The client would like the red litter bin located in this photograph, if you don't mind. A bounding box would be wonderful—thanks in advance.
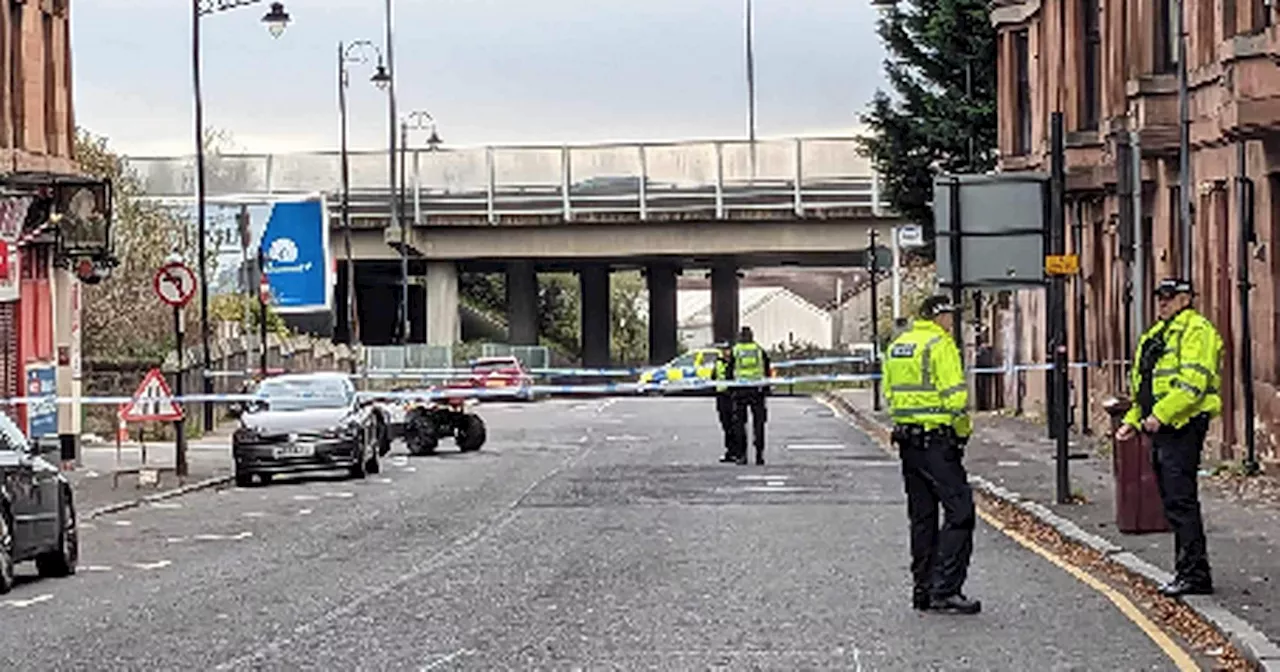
[1103,396,1170,534]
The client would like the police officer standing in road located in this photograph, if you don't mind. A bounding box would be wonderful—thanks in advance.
[882,295,980,615]
[726,326,771,465]
[712,342,739,464]
[1116,278,1223,597]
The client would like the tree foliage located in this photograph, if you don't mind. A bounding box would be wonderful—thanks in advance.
[859,0,998,245]
[76,129,192,361]
[609,271,648,365]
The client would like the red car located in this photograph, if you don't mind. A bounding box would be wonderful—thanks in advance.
[463,356,537,401]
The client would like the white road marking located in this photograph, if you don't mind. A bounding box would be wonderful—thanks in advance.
[740,486,810,493]
[112,520,133,526]
[605,435,648,442]
[420,649,477,670]
[374,477,393,484]
[192,532,253,541]
[786,443,846,451]
[4,594,53,608]
[150,502,183,509]
[736,475,789,481]
[78,522,97,530]
[83,565,113,572]
[165,536,188,543]
[577,436,589,444]
[324,491,355,499]
[402,467,418,473]
[132,560,172,570]
[292,494,320,501]
[242,512,266,518]
[298,509,313,516]
[765,480,786,487]
[998,460,1022,467]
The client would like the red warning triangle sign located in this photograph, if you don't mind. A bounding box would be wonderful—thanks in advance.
[119,368,184,422]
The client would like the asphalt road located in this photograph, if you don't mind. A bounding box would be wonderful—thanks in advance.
[1,396,1181,670]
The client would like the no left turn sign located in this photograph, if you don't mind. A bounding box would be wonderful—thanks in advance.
[153,262,198,307]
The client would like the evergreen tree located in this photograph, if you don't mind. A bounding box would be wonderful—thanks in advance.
[859,0,998,246]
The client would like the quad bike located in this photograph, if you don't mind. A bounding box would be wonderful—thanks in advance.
[400,387,488,456]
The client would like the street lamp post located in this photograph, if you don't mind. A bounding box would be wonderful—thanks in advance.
[382,0,401,345]
[337,40,390,357]
[398,111,442,345]
[192,0,290,431]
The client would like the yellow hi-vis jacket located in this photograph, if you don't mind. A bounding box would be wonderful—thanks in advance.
[882,319,972,438]
[714,356,729,393]
[1123,307,1223,430]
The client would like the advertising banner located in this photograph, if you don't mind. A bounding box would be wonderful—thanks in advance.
[259,196,331,314]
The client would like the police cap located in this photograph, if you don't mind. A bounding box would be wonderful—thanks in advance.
[919,295,957,319]
[1153,278,1193,297]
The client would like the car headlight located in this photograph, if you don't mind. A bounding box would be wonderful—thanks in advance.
[233,427,260,444]
[322,424,360,440]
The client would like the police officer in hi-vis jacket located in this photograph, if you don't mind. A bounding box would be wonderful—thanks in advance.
[725,326,771,465]
[882,295,980,615]
[1116,278,1223,597]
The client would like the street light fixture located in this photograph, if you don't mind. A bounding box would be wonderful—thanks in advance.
[397,111,442,345]
[337,39,386,354]
[192,0,291,433]
[371,64,391,90]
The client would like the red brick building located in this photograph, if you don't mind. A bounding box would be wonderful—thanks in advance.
[990,0,1280,460]
[1,0,112,449]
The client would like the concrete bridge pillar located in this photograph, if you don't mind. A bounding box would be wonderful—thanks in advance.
[579,265,611,368]
[425,261,460,347]
[506,261,539,345]
[646,264,678,365]
[711,263,739,344]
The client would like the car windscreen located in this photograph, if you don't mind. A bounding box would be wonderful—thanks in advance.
[473,361,519,374]
[0,412,26,452]
[255,379,352,411]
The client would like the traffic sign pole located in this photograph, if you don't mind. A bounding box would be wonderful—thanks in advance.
[174,305,187,477]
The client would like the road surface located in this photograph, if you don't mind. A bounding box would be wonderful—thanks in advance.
[1,396,1184,670]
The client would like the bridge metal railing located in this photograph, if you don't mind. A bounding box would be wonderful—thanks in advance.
[124,136,888,222]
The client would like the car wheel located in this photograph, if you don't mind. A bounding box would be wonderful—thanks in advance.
[349,433,369,479]
[376,419,393,457]
[0,510,15,594]
[405,410,439,456]
[36,493,77,578]
[455,413,486,452]
[235,470,255,488]
[366,431,382,475]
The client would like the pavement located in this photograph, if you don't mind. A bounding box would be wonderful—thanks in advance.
[829,387,1280,670]
[0,395,1210,669]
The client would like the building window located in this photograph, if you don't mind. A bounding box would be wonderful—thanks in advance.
[10,2,24,148]
[1155,0,1178,74]
[1080,0,1101,130]
[1013,29,1031,156]
[1253,0,1273,31]
[1223,0,1238,38]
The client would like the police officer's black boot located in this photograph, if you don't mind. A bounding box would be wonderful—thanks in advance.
[928,593,982,615]
[755,447,764,466]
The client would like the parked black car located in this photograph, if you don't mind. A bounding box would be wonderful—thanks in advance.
[0,413,78,593]
[231,373,391,487]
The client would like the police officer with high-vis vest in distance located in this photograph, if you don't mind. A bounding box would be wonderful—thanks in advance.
[1115,278,1223,597]
[882,295,981,615]
[726,326,771,465]
[712,342,739,464]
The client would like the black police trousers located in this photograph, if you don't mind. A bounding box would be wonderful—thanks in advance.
[1151,414,1213,586]
[732,390,767,459]
[715,393,735,455]
[894,424,976,600]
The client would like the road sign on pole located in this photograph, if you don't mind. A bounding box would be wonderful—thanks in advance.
[153,262,198,307]
[119,368,184,423]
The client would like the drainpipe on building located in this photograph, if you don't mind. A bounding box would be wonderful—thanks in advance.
[1235,139,1259,476]
[1176,0,1192,279]
[1131,129,1146,338]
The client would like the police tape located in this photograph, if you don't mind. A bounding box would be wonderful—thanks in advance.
[203,357,1132,381]
[1,361,1130,407]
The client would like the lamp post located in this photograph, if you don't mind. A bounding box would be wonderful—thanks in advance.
[398,111,442,345]
[382,0,401,346]
[745,0,757,181]
[192,0,290,431]
[337,40,390,355]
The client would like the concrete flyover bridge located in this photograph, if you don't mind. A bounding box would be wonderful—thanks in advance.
[125,135,908,366]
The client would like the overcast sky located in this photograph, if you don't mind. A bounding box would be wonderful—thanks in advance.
[71,0,887,158]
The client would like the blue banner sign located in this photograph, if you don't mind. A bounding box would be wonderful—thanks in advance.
[25,365,57,438]
[261,197,331,313]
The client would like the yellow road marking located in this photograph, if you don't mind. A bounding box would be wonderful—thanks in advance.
[977,509,1199,671]
[818,396,1201,671]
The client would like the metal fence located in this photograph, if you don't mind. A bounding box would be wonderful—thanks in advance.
[479,344,551,370]
[124,136,886,222]
[363,345,453,372]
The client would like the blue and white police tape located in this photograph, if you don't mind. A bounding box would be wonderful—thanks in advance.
[202,357,1131,381]
[0,361,1129,407]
